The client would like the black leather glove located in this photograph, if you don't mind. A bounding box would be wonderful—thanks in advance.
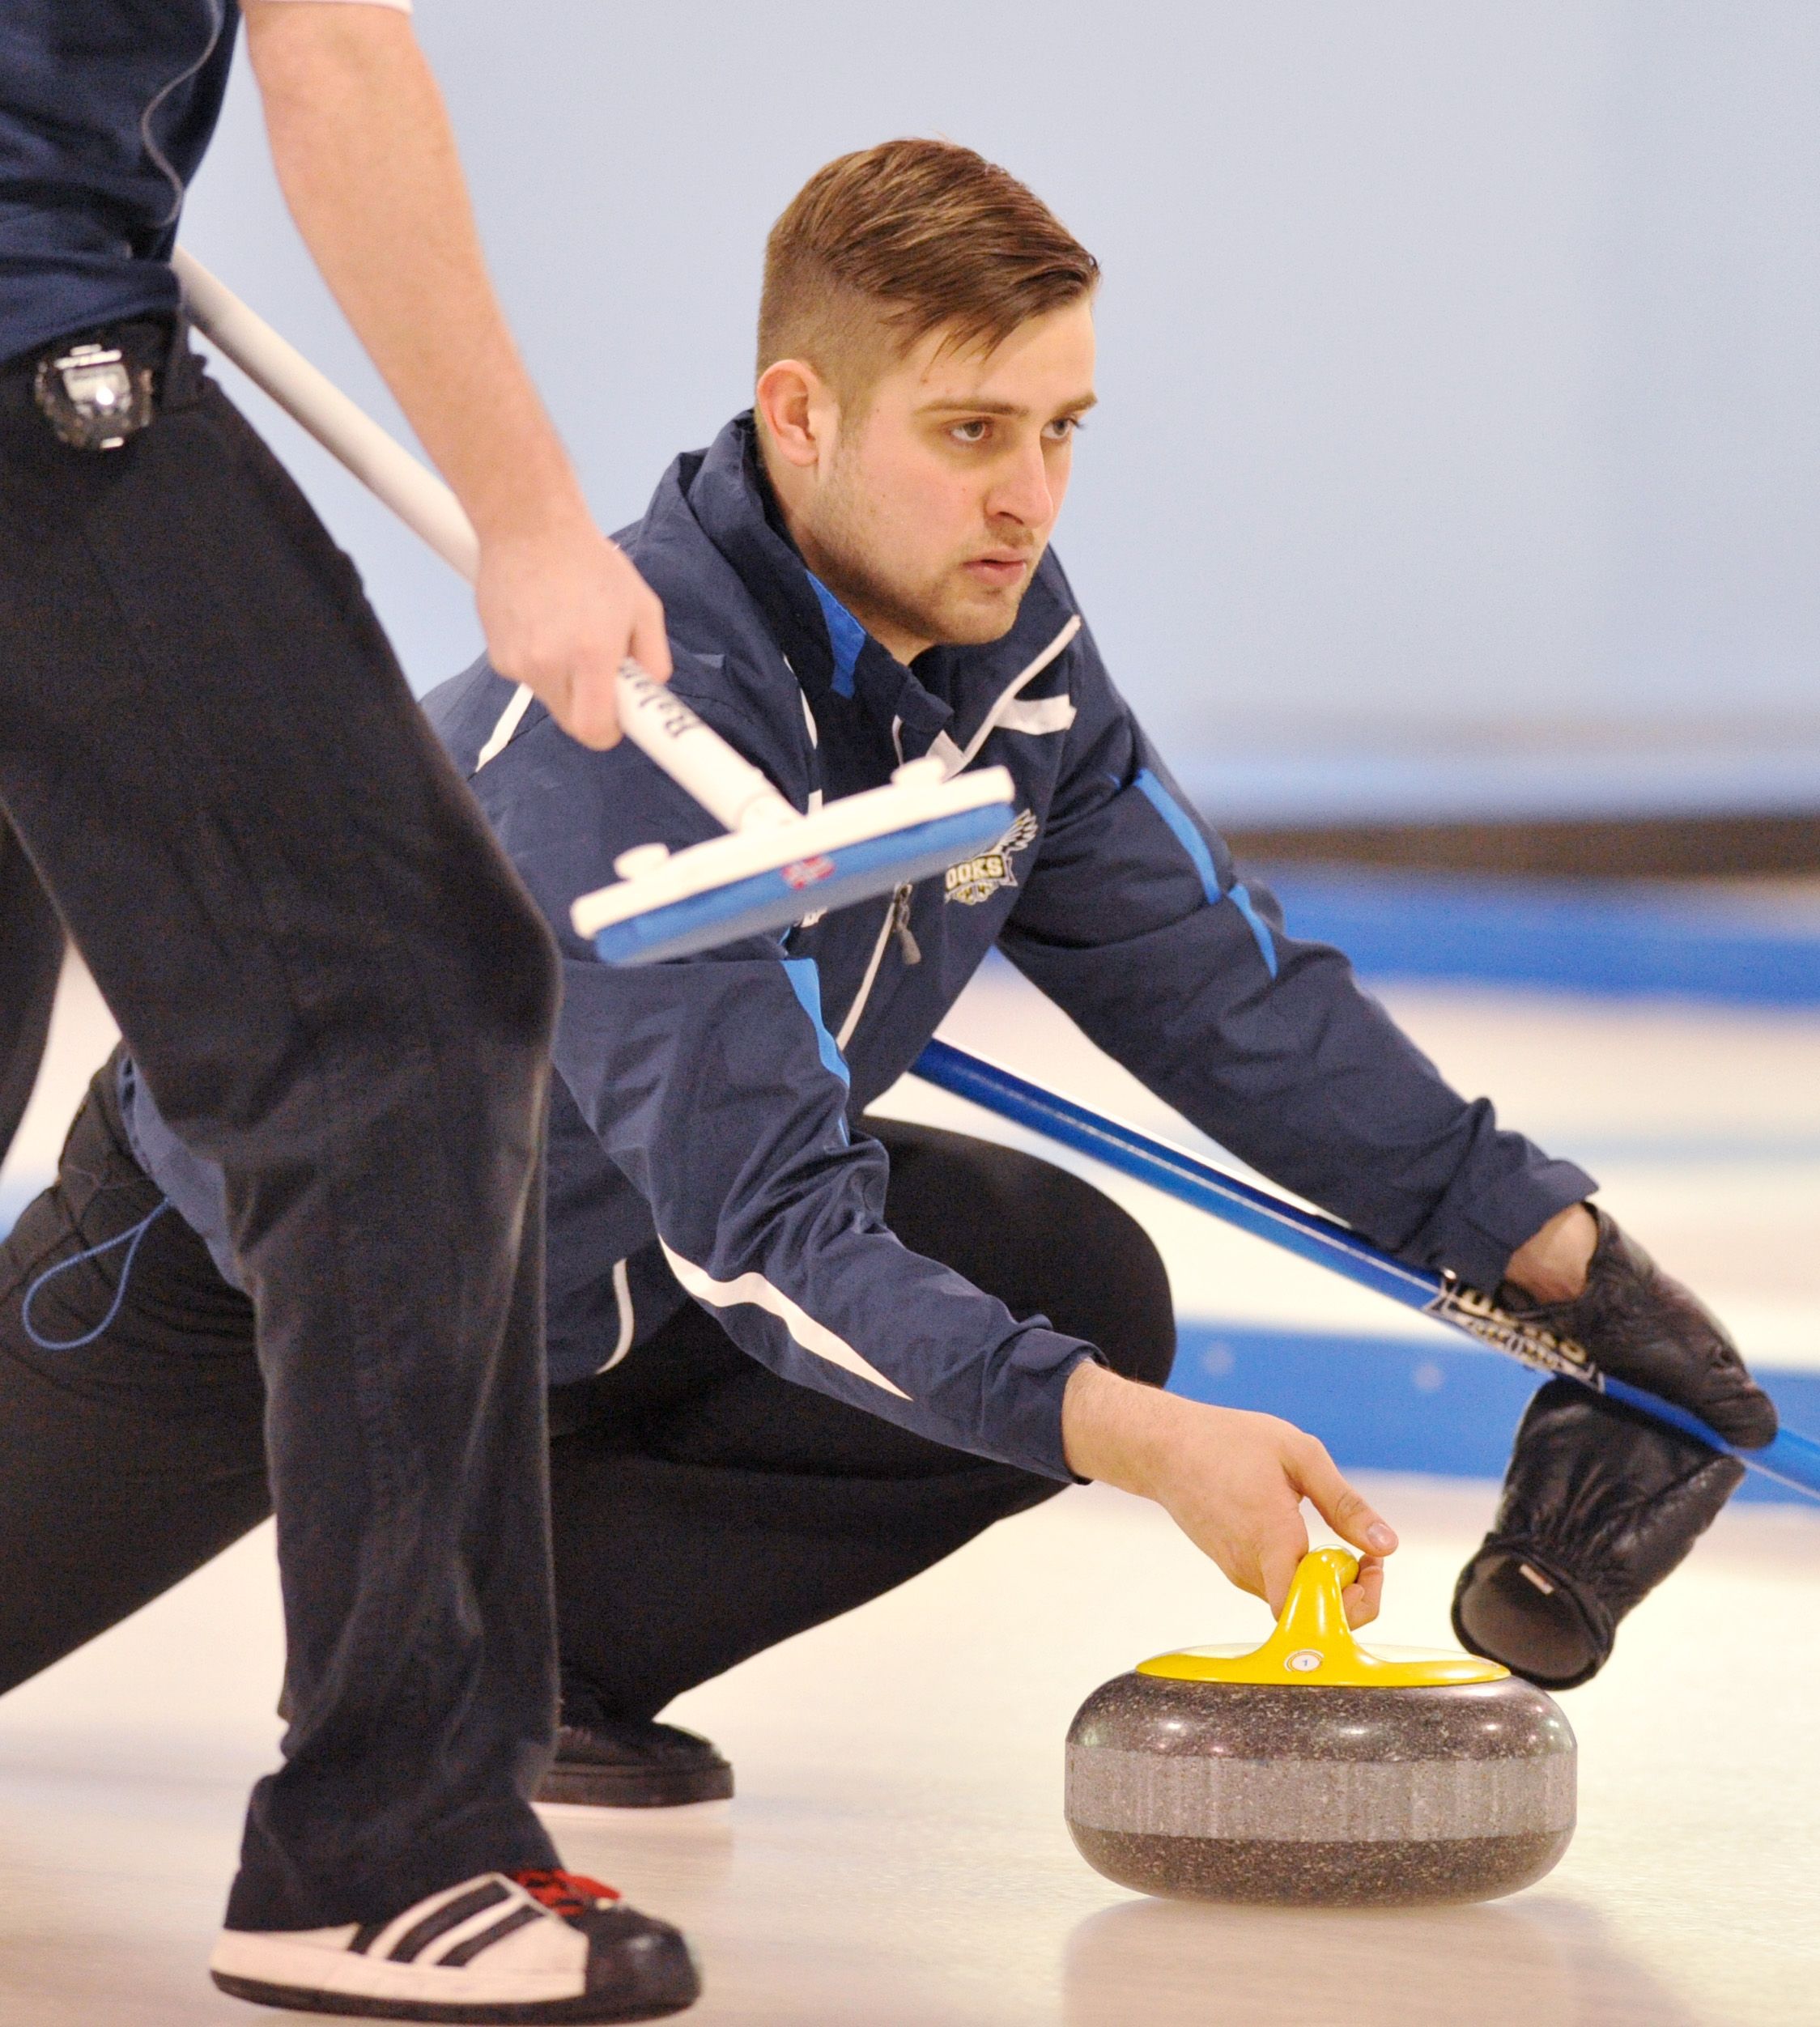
[1452,1378,1743,1688]
[1496,1206,1777,1448]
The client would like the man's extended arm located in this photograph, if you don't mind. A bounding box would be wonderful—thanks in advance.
[999,627,1595,1295]
[471,678,1400,1626]
[1001,611,1773,1447]
[1061,1361,1397,1624]
[241,1,666,746]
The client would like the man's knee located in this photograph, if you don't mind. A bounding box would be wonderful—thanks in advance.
[1099,1328,1176,1394]
[1088,1223,1176,1392]
[997,1158,1176,1391]
[874,1120,1177,1392]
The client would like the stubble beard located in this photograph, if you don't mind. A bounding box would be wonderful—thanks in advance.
[801,454,1029,658]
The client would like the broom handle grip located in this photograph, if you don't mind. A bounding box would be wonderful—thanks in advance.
[172,249,795,835]
[911,1039,1820,1505]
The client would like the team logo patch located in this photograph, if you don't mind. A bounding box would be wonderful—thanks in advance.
[944,809,1040,905]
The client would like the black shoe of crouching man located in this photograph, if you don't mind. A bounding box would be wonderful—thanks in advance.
[1452,1378,1744,1689]
[538,1689,734,1809]
[1496,1206,1778,1448]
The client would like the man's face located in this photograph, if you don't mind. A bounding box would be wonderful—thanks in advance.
[785,298,1096,663]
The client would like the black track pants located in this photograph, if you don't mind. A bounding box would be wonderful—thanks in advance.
[547,1118,1176,1723]
[0,339,562,1930]
[0,817,62,1167]
[0,1078,1172,1733]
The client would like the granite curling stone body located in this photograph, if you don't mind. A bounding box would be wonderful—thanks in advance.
[1065,1549,1575,1906]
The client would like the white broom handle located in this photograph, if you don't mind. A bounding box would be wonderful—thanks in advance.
[172,249,795,835]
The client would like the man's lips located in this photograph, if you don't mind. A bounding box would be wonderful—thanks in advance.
[963,554,1031,588]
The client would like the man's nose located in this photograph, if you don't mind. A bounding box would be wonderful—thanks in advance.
[988,444,1055,529]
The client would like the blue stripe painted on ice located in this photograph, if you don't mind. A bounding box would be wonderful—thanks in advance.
[1169,1321,1820,1504]
[1264,868,1820,1007]
[1136,768,1278,977]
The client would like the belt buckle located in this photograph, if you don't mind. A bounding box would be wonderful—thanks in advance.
[32,340,155,452]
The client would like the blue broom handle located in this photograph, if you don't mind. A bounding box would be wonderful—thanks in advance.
[911,1039,1820,1506]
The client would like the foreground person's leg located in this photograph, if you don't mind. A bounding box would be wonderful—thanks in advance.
[0,360,559,1928]
[0,350,696,2019]
[0,818,62,1170]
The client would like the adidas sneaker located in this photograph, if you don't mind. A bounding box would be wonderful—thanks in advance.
[210,1867,699,2021]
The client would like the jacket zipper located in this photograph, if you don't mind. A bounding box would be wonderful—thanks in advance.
[890,883,921,966]
[826,612,1078,1051]
[836,882,916,1051]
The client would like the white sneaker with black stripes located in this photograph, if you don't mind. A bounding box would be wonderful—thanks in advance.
[209,1868,700,2021]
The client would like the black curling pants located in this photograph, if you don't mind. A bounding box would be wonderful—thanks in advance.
[0,1073,1174,1736]
[0,817,62,1166]
[546,1116,1177,1723]
[0,338,562,1931]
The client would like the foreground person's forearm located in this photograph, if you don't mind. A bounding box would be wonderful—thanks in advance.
[248,7,574,542]
[243,2,669,741]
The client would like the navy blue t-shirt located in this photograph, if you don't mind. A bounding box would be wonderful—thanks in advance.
[0,0,241,364]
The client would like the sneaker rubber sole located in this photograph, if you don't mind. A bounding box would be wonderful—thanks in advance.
[210,1968,698,2023]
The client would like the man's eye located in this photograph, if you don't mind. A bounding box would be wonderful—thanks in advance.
[1045,416,1082,441]
[950,419,989,444]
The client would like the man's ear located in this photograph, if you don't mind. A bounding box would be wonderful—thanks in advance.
[756,359,830,470]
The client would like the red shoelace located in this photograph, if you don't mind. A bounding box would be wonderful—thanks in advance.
[511,1868,623,1918]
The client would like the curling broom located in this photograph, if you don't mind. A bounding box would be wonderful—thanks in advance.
[911,1039,1820,1503]
[173,251,1017,967]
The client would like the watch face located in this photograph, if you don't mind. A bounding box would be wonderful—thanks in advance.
[35,344,155,452]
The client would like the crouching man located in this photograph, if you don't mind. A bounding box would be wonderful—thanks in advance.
[0,141,1773,1808]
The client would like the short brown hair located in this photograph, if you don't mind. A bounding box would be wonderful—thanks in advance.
[758,139,1099,398]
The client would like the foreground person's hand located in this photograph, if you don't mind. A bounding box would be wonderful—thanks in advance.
[476,518,671,750]
[243,1,673,753]
[1062,1362,1397,1626]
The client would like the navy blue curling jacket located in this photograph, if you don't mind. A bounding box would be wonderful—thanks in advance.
[129,414,1595,1482]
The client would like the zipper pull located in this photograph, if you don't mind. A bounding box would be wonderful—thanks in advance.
[890,883,921,965]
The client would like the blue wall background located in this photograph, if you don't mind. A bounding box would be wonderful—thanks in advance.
[181,1,1820,824]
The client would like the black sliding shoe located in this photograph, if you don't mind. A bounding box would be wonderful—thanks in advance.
[538,1715,734,1809]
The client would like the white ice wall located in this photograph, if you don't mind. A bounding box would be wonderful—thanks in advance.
[181,1,1820,820]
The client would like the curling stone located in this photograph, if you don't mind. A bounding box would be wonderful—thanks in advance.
[1065,1548,1575,1907]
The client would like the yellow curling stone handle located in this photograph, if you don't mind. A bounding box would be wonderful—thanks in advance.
[1138,1547,1509,1687]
